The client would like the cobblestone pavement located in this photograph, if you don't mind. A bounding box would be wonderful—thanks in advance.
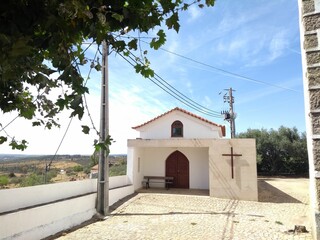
[56,178,313,240]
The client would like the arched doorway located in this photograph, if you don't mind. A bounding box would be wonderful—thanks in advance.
[165,150,189,188]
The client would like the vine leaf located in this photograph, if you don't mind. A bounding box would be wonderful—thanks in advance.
[82,125,90,134]
[0,136,7,144]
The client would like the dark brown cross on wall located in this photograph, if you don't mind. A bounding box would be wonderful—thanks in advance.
[222,147,242,179]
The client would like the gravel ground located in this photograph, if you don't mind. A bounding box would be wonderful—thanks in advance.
[53,177,313,240]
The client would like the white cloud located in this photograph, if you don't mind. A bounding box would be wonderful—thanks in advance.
[213,26,292,67]
[268,30,290,61]
[187,5,203,22]
[202,96,212,107]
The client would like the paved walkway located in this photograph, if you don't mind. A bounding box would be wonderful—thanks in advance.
[55,178,312,240]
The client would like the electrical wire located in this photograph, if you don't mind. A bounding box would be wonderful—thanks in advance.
[128,51,222,116]
[122,35,301,93]
[45,45,101,173]
[45,117,73,176]
[158,47,301,93]
[0,40,97,133]
[118,50,223,118]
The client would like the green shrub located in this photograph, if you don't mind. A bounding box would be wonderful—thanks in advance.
[73,165,83,172]
[84,166,91,174]
[20,173,44,187]
[10,176,22,185]
[109,164,126,177]
[0,175,9,187]
[8,172,16,178]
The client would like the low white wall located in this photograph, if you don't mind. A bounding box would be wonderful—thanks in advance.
[109,185,134,206]
[1,194,96,240]
[109,175,131,189]
[0,176,134,240]
[0,179,96,213]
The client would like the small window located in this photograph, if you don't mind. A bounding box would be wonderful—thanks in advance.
[171,120,183,137]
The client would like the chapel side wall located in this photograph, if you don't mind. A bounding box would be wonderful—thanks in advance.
[298,1,320,238]
[209,139,258,201]
[127,146,145,190]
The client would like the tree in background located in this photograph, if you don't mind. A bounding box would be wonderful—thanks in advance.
[237,126,308,175]
[0,0,215,151]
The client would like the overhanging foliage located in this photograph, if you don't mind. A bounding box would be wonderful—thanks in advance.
[0,0,215,150]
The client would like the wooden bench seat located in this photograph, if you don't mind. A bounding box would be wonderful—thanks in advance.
[142,176,174,190]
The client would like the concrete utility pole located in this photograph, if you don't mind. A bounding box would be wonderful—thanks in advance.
[223,87,236,138]
[97,40,109,216]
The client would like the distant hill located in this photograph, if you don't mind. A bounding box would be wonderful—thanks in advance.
[0,154,126,163]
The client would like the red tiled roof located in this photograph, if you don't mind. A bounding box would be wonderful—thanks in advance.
[132,107,226,136]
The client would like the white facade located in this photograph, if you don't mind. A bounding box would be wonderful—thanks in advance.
[127,107,258,201]
[134,107,225,139]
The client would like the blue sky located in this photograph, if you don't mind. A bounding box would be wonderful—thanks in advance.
[0,0,305,155]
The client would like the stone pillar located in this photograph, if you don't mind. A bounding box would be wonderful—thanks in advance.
[298,0,320,239]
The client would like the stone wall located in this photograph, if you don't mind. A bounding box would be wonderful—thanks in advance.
[299,0,320,239]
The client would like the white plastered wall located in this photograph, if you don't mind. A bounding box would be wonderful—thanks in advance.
[127,138,257,201]
[209,139,258,201]
[138,111,222,139]
[128,144,209,190]
[127,146,145,190]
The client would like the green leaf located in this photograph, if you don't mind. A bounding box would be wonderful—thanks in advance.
[94,135,113,153]
[182,3,189,10]
[112,13,124,22]
[82,125,90,134]
[56,97,68,110]
[95,62,102,71]
[0,136,8,144]
[32,121,41,126]
[59,65,72,82]
[9,139,28,151]
[128,39,138,50]
[20,104,36,119]
[113,40,126,52]
[134,64,143,74]
[97,12,106,25]
[70,95,82,110]
[205,0,215,6]
[9,38,32,58]
[150,30,166,50]
[166,13,180,32]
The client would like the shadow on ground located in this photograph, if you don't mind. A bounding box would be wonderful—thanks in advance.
[136,188,209,196]
[258,179,302,203]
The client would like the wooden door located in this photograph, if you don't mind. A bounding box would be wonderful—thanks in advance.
[166,151,189,188]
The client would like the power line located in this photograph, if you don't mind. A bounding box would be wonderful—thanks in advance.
[45,45,98,176]
[45,117,73,182]
[118,50,222,118]
[152,69,222,115]
[0,41,97,133]
[158,47,301,93]
[126,51,222,117]
[122,35,301,93]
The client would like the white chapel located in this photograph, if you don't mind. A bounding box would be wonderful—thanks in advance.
[126,107,258,201]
